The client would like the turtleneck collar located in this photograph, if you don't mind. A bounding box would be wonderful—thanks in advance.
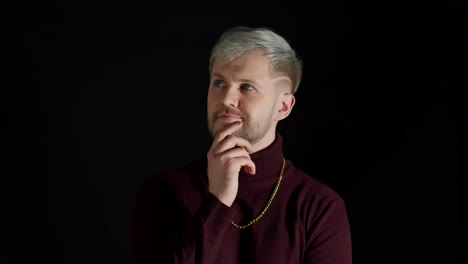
[238,132,285,188]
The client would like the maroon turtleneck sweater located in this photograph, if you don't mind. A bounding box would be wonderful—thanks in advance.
[131,133,352,264]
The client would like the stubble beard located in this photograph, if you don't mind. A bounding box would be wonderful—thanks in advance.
[207,109,273,145]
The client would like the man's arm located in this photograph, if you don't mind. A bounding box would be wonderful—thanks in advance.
[130,177,237,264]
[131,121,253,264]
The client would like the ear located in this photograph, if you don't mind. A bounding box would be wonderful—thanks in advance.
[275,93,295,121]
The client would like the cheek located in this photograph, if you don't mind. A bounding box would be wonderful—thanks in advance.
[207,95,216,112]
[207,101,218,114]
[241,105,263,121]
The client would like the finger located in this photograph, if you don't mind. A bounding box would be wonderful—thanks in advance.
[218,147,251,161]
[243,165,254,175]
[243,159,256,175]
[226,156,256,175]
[214,136,254,154]
[213,121,242,144]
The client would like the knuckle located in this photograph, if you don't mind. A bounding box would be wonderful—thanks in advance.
[219,155,228,162]
[226,158,236,167]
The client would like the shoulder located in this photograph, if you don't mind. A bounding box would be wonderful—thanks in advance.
[285,162,349,229]
[136,157,206,198]
[286,161,345,207]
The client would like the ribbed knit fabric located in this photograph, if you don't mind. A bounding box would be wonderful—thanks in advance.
[131,133,352,264]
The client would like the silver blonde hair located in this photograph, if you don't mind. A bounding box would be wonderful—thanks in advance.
[209,26,303,94]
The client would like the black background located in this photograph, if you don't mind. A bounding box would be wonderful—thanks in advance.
[13,0,465,263]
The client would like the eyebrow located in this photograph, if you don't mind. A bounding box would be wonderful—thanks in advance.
[212,73,264,90]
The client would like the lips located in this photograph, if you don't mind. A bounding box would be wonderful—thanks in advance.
[218,114,242,122]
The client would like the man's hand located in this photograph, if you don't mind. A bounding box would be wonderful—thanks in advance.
[207,121,256,207]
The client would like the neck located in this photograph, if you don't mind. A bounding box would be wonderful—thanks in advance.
[238,132,284,189]
[249,128,277,153]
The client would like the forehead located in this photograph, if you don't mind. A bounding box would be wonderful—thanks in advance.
[211,50,272,79]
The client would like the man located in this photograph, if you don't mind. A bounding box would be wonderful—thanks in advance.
[131,26,352,264]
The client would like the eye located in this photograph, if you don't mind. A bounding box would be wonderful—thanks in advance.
[241,83,254,91]
[214,80,224,88]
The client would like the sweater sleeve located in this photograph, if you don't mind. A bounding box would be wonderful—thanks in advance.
[130,176,237,264]
[303,197,352,264]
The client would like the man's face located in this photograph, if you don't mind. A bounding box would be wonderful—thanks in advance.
[207,50,285,145]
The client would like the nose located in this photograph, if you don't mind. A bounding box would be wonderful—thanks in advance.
[220,87,239,108]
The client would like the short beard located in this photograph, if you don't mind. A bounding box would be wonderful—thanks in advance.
[235,120,269,145]
[207,108,272,145]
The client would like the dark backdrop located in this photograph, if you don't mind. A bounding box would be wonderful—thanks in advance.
[13,1,465,263]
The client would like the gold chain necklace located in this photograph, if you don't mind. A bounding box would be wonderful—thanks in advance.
[207,157,286,229]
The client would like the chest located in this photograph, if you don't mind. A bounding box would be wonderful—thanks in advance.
[214,213,306,264]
